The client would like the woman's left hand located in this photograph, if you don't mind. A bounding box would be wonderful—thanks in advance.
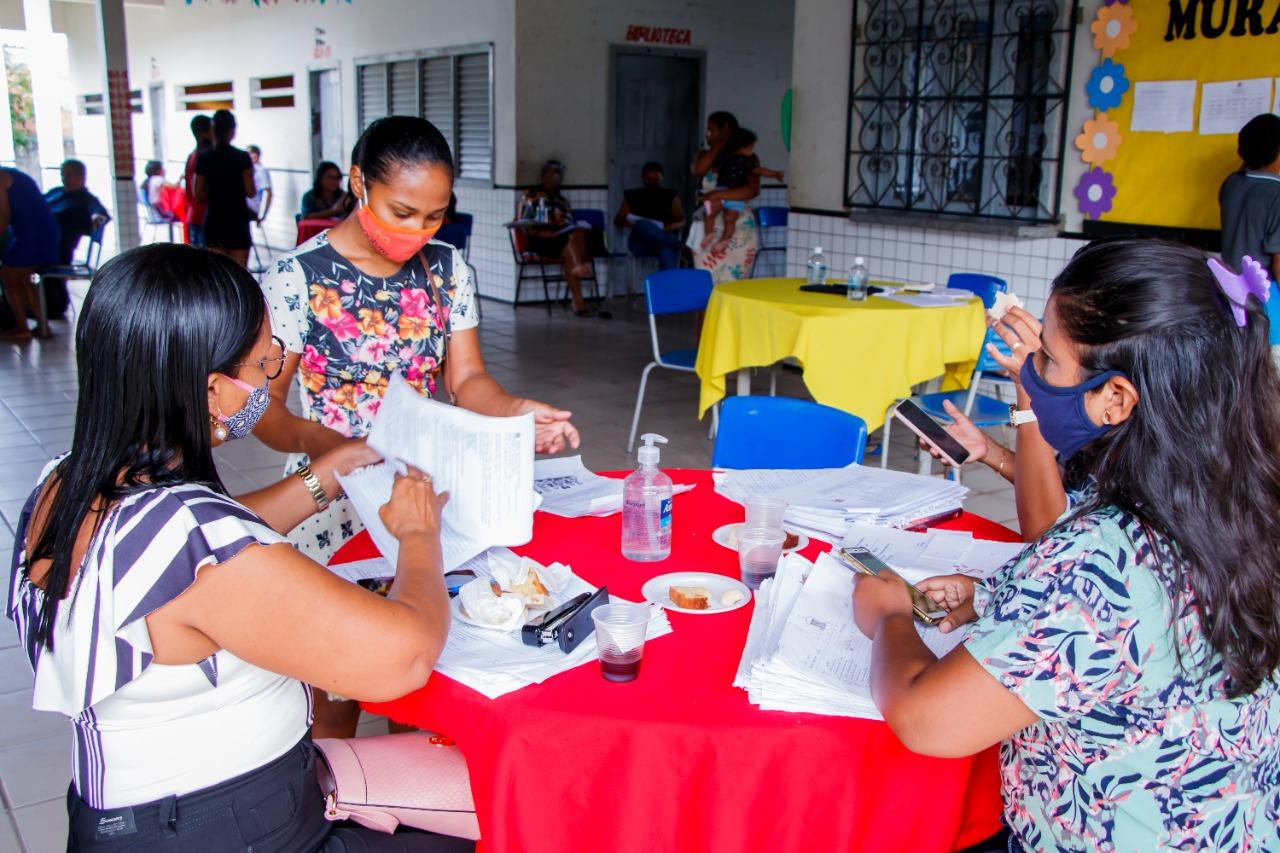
[309,437,383,496]
[518,400,581,454]
[851,571,914,639]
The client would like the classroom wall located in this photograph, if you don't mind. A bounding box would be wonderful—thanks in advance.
[512,0,795,186]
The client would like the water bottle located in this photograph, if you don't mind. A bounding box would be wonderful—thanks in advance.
[806,246,828,286]
[847,256,870,302]
[536,196,548,223]
[622,433,673,562]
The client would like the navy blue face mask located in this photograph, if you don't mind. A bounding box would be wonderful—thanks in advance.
[1020,358,1125,461]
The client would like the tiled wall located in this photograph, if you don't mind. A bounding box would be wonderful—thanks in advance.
[455,184,793,303]
[783,212,1090,316]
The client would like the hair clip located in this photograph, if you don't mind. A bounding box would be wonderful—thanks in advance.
[1207,255,1272,327]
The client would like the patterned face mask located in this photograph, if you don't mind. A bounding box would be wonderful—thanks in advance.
[215,375,270,440]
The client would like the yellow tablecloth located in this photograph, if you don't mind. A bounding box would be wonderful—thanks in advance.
[695,279,987,426]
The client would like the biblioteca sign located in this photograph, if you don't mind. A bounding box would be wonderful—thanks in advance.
[625,26,693,45]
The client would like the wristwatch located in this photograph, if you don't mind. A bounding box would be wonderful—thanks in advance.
[1009,405,1037,427]
[296,465,330,512]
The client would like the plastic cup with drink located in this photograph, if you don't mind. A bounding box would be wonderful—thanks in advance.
[592,603,650,682]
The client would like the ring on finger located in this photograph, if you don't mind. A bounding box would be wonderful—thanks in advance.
[1012,340,1023,349]
[419,473,433,483]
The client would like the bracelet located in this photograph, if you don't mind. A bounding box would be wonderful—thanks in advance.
[996,449,1009,478]
[296,465,330,512]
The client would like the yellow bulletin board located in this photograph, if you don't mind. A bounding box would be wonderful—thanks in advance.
[1074,0,1280,231]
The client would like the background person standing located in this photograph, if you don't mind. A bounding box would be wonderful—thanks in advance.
[195,110,255,267]
[183,114,213,247]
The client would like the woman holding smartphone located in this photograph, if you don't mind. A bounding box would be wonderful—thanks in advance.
[854,240,1280,851]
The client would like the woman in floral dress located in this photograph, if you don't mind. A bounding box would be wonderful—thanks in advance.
[258,116,579,737]
[853,240,1280,851]
[686,111,759,282]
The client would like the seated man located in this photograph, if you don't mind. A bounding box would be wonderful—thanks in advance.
[41,159,111,318]
[614,161,686,271]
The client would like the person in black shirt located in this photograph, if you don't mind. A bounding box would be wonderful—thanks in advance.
[41,159,110,317]
[614,161,686,271]
[194,109,254,266]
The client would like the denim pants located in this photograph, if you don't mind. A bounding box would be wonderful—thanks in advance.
[627,220,683,271]
[66,738,475,853]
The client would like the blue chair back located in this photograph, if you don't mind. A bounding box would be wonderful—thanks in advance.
[435,212,473,252]
[755,206,788,230]
[576,208,607,231]
[645,269,713,316]
[713,396,868,469]
[945,272,1007,309]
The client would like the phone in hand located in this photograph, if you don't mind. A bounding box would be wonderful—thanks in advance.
[893,399,971,468]
[837,547,948,626]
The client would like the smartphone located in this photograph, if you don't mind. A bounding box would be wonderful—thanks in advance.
[893,399,971,468]
[836,547,947,626]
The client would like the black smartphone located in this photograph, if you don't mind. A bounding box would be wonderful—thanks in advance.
[893,399,971,467]
[836,548,947,626]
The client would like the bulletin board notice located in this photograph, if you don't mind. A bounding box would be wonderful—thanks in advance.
[1101,0,1280,231]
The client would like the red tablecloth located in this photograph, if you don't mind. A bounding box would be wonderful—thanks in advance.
[297,216,341,246]
[332,470,1018,853]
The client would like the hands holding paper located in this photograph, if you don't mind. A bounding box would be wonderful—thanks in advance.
[379,464,450,542]
[516,398,581,454]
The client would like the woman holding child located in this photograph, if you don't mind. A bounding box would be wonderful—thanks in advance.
[687,111,762,282]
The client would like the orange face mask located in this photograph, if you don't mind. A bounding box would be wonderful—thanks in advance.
[356,191,439,262]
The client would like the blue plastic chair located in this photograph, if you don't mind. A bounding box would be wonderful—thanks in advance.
[436,213,480,316]
[881,273,1014,476]
[712,396,867,469]
[752,206,788,278]
[626,269,715,452]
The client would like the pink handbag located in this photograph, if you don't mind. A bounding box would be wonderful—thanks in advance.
[312,732,481,841]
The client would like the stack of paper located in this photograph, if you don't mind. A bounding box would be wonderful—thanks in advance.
[736,552,969,719]
[533,456,696,518]
[875,289,976,308]
[435,549,673,699]
[337,375,535,570]
[841,523,1025,578]
[714,465,968,541]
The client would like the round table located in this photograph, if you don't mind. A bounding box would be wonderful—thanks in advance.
[695,279,987,426]
[333,470,1016,853]
[296,216,341,246]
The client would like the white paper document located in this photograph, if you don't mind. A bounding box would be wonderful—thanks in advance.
[737,553,970,719]
[337,375,536,569]
[1200,78,1274,135]
[533,456,695,517]
[840,522,1025,581]
[1130,80,1196,133]
[874,290,975,309]
[625,213,665,229]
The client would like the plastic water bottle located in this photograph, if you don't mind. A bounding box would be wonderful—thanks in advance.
[806,246,828,285]
[847,256,870,301]
[622,433,673,562]
[535,196,548,222]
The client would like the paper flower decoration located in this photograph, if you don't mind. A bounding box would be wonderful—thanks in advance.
[1086,60,1130,112]
[1075,113,1122,166]
[1092,5,1138,57]
[1075,168,1116,219]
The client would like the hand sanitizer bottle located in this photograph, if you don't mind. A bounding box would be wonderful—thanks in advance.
[622,433,672,562]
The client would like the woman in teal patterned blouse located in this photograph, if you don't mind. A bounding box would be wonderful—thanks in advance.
[854,240,1280,851]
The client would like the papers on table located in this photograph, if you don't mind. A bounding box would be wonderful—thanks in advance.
[327,556,396,583]
[533,456,696,517]
[1130,80,1196,133]
[337,375,536,569]
[714,465,968,541]
[874,289,975,309]
[436,548,673,699]
[736,552,970,719]
[1200,78,1273,136]
[841,523,1025,580]
[625,213,665,229]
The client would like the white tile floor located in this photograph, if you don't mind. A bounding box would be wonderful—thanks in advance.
[0,294,1018,852]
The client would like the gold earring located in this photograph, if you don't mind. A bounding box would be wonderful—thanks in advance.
[1103,410,1112,425]
[211,414,228,441]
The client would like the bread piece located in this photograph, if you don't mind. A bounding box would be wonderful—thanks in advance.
[987,291,1025,323]
[720,589,747,608]
[669,585,711,610]
[510,568,550,608]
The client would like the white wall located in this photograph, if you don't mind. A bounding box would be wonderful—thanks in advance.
[513,0,794,186]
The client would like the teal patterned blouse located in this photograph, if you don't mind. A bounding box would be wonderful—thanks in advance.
[965,505,1280,852]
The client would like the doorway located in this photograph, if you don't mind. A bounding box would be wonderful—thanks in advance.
[309,68,342,169]
[148,83,164,162]
[609,50,703,234]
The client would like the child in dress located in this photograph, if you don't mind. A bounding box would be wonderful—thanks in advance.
[701,128,784,252]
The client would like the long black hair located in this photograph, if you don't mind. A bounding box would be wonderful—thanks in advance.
[26,243,265,651]
[352,115,454,187]
[312,160,341,197]
[1054,239,1280,697]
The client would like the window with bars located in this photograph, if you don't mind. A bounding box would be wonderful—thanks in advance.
[845,0,1077,223]
[356,45,493,183]
[78,91,143,116]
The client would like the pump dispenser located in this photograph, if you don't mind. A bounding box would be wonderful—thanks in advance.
[622,433,673,561]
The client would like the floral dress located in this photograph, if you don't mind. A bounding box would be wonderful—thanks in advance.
[965,504,1280,851]
[685,169,759,282]
[261,231,478,564]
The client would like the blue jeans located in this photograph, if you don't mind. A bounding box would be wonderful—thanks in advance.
[627,220,682,271]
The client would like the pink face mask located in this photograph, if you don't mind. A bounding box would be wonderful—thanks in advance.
[356,191,439,262]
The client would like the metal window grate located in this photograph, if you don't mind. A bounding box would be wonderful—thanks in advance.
[845,0,1078,223]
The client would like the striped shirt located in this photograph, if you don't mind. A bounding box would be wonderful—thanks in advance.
[5,464,312,809]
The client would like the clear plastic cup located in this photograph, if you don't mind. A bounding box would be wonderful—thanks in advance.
[744,496,787,530]
[591,603,650,682]
[738,527,786,590]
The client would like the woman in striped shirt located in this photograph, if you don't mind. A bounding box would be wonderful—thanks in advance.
[5,243,472,851]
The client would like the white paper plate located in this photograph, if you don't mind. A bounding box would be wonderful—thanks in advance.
[641,571,752,614]
[711,523,808,555]
[451,591,554,632]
